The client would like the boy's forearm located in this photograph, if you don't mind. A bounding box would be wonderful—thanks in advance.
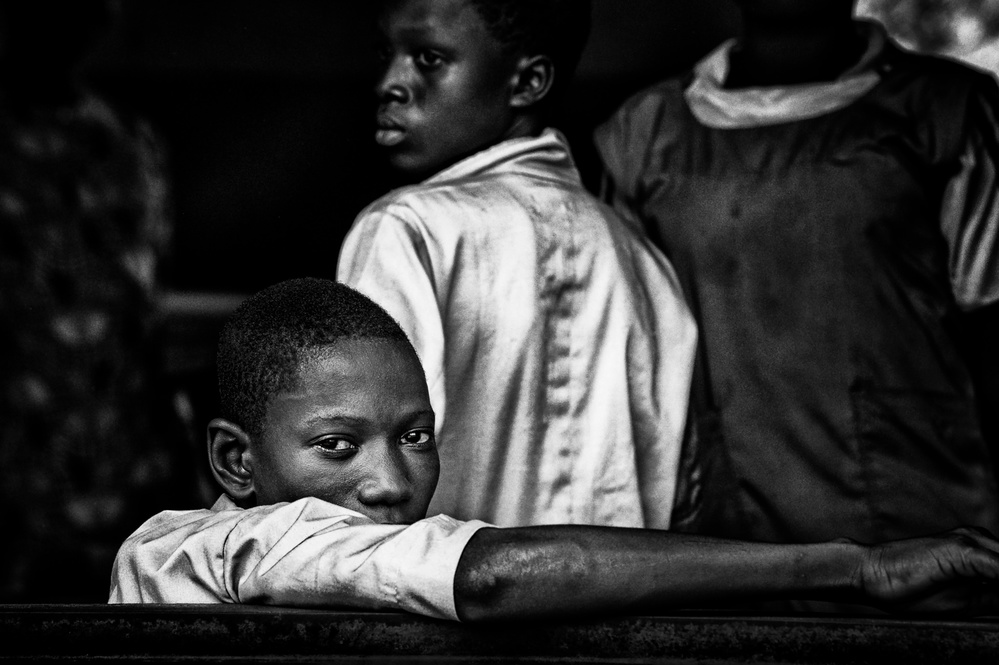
[453,526,864,621]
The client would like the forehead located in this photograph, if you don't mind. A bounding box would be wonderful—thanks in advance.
[293,338,425,397]
[261,337,430,435]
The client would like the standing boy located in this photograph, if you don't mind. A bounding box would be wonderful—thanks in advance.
[110,278,999,618]
[594,0,999,546]
[337,0,698,529]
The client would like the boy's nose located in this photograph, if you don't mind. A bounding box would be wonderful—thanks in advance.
[357,443,413,508]
[375,58,412,104]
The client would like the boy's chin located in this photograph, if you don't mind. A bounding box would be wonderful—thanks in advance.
[385,150,450,183]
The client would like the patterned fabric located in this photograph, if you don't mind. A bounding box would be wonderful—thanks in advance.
[0,90,189,601]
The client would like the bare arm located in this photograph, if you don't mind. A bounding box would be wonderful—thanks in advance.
[454,526,999,622]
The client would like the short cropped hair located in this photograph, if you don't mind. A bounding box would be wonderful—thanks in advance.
[468,0,592,100]
[217,278,416,438]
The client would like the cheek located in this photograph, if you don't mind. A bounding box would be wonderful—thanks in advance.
[314,465,361,506]
[266,456,355,506]
[412,452,441,499]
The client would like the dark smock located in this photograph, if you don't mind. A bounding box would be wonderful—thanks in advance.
[595,43,999,544]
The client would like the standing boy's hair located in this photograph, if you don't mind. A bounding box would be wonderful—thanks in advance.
[216,278,415,438]
[468,0,592,102]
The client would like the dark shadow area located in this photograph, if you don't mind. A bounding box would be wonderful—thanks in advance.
[81,0,739,292]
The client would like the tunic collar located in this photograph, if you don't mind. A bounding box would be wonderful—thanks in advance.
[425,128,582,186]
[685,20,887,128]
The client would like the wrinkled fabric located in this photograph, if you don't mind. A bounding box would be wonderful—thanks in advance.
[595,30,999,544]
[109,495,488,620]
[338,130,697,528]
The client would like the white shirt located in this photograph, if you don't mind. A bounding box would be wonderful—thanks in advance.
[108,495,488,621]
[338,130,697,528]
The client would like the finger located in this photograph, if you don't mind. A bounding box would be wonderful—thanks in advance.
[957,526,999,554]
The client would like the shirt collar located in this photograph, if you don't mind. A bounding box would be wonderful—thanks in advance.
[685,20,887,129]
[425,128,581,185]
[212,494,240,511]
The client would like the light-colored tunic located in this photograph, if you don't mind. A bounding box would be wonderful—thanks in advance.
[338,130,697,528]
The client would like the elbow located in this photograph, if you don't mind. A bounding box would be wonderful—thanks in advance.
[453,562,502,622]
[453,529,511,622]
[452,527,593,622]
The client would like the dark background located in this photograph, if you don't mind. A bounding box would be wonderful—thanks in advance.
[79,0,740,295]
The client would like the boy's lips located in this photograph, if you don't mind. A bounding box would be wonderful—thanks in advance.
[376,115,406,147]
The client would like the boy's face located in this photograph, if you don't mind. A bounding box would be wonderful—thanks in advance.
[249,338,439,524]
[375,0,520,179]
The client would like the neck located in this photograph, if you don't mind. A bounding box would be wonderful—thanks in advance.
[503,113,546,142]
[726,17,863,88]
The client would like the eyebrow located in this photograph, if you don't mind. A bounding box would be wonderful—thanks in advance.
[301,409,435,430]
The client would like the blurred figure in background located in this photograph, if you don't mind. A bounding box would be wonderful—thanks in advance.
[0,0,195,601]
[595,0,999,553]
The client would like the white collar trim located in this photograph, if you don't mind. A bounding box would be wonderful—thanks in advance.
[685,21,887,129]
[426,128,576,184]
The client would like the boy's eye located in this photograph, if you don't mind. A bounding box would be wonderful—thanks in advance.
[400,430,435,448]
[314,438,358,456]
[414,50,445,69]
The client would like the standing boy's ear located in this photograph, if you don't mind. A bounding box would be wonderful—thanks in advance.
[509,54,555,109]
[208,417,256,505]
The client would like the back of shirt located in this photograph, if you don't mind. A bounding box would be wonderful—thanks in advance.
[338,131,697,528]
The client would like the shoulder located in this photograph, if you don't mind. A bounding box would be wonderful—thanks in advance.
[351,179,490,236]
[118,500,370,566]
[871,43,999,159]
[875,43,999,114]
[595,77,690,153]
[594,76,691,186]
[350,174,530,245]
[110,505,231,600]
[116,505,240,556]
[885,43,996,86]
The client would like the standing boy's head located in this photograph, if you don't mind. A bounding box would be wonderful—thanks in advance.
[209,278,439,525]
[374,0,591,180]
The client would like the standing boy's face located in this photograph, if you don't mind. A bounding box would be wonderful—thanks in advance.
[249,338,439,525]
[375,0,519,179]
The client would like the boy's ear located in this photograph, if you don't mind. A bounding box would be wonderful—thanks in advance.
[207,417,256,504]
[509,54,555,109]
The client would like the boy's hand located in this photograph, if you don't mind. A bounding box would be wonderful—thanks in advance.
[856,526,999,615]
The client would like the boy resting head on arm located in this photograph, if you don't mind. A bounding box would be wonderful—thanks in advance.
[109,278,999,620]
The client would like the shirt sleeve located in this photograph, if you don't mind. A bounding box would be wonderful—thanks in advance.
[939,76,999,310]
[337,202,449,434]
[112,499,488,620]
[224,500,488,620]
[593,100,650,234]
[593,83,681,236]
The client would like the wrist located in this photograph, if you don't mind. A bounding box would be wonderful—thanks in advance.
[796,539,869,600]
